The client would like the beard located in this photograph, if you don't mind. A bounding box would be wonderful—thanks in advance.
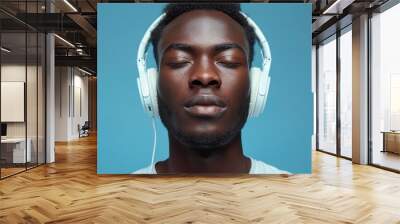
[157,95,249,151]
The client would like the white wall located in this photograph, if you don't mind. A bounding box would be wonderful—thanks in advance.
[1,63,46,164]
[1,65,26,135]
[55,67,89,141]
[1,65,39,138]
[55,66,70,141]
[70,72,89,139]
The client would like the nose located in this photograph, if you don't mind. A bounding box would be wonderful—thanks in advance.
[189,58,221,89]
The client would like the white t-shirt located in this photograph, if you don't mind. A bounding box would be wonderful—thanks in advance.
[132,157,290,174]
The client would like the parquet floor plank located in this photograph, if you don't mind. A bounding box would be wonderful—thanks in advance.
[1,134,400,223]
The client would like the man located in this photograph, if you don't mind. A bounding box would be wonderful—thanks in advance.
[134,3,288,174]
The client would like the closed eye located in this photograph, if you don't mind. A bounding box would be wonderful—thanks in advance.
[217,61,242,69]
[166,61,191,69]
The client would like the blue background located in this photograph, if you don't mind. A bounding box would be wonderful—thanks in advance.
[98,3,312,174]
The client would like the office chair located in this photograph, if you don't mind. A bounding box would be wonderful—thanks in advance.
[79,121,90,138]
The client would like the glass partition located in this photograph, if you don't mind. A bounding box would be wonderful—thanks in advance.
[1,31,28,178]
[0,1,46,179]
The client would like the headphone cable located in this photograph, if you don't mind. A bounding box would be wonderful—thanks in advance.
[150,117,157,172]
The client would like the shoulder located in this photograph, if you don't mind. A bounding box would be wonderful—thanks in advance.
[249,157,291,175]
[132,164,157,174]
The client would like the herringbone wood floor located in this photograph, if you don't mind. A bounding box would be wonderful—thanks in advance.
[1,134,400,224]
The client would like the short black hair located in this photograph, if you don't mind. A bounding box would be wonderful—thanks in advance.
[150,3,256,67]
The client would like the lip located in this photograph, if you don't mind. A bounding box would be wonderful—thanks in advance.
[184,105,227,118]
[184,95,227,118]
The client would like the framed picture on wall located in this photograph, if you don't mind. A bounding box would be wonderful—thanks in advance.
[98,3,312,175]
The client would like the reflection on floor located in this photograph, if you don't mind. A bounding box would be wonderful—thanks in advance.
[0,162,42,178]
[0,135,400,223]
[0,167,25,178]
[373,150,400,171]
[340,147,352,158]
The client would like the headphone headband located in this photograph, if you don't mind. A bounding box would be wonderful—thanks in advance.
[137,9,272,118]
[137,11,271,79]
[137,13,166,79]
[239,12,271,76]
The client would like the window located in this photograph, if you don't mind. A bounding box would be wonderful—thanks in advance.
[339,27,352,158]
[371,2,400,171]
[317,35,337,154]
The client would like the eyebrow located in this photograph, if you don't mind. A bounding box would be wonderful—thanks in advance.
[213,43,246,55]
[161,43,194,55]
[161,43,246,56]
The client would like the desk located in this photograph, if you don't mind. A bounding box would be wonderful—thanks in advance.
[1,138,31,163]
[382,131,400,154]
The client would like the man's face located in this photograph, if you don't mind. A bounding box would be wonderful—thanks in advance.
[157,10,251,149]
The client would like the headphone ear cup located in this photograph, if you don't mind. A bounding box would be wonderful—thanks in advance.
[258,71,270,115]
[249,67,270,118]
[137,72,153,116]
[146,68,159,117]
[137,76,146,112]
[249,67,261,118]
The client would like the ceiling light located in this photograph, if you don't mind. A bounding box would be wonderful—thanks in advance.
[76,48,84,55]
[1,47,11,53]
[322,0,355,15]
[63,0,78,12]
[54,34,75,48]
[78,67,93,76]
[322,0,342,14]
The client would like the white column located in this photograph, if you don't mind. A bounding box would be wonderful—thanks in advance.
[46,33,55,163]
[352,14,369,164]
[46,1,55,163]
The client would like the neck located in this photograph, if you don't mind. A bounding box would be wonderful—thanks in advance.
[156,132,251,174]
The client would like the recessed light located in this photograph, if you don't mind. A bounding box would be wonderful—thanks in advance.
[54,34,75,48]
[63,0,78,12]
[1,47,11,53]
[78,67,93,76]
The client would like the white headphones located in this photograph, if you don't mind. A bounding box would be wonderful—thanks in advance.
[137,11,272,118]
